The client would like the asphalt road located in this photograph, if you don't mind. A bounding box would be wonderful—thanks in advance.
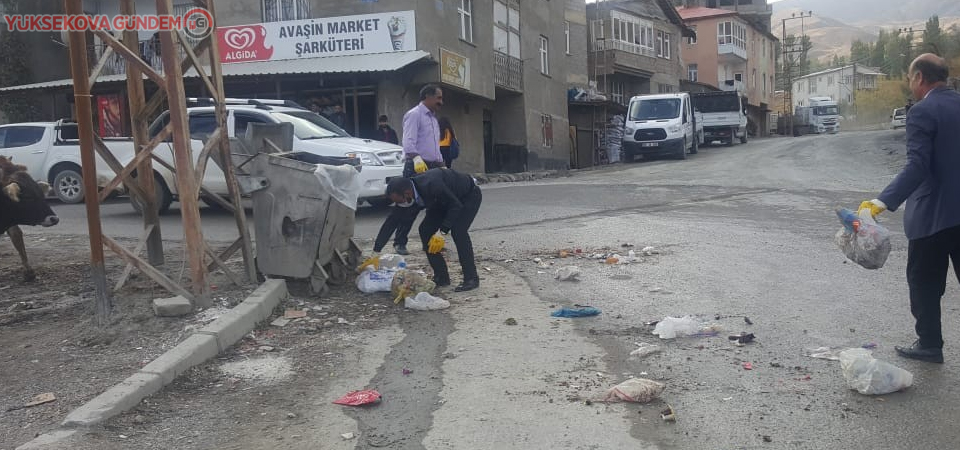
[14,129,960,449]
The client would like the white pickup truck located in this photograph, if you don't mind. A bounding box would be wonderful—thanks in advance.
[0,120,135,203]
[128,99,405,214]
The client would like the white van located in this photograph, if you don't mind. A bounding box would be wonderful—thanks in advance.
[622,93,703,161]
[891,107,906,129]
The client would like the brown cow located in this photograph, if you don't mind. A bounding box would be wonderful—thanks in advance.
[1,155,59,281]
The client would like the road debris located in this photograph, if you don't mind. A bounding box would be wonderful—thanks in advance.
[333,390,382,406]
[554,266,581,281]
[641,246,659,256]
[402,368,413,375]
[601,378,665,403]
[341,432,356,440]
[391,269,436,304]
[729,332,756,345]
[652,316,703,339]
[840,348,913,395]
[504,318,518,326]
[862,342,878,349]
[630,342,662,358]
[551,307,601,318]
[660,405,677,422]
[6,392,58,411]
[404,292,451,311]
[283,309,307,319]
[356,268,397,293]
[270,317,291,328]
[742,362,753,370]
[807,346,847,361]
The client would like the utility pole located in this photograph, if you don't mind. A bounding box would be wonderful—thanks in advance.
[781,11,813,137]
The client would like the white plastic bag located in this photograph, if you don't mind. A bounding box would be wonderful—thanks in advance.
[630,342,662,358]
[835,209,892,270]
[377,254,407,270]
[554,266,581,281]
[356,268,397,293]
[652,316,702,339]
[601,378,665,403]
[839,348,913,395]
[314,164,361,210]
[404,292,451,311]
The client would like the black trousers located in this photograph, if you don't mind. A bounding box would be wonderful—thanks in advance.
[419,187,482,282]
[391,158,445,247]
[440,146,453,168]
[907,224,960,348]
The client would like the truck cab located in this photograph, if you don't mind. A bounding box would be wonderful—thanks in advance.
[691,91,748,146]
[795,97,840,135]
[622,93,703,161]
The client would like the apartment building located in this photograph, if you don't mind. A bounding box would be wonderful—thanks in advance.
[791,65,884,109]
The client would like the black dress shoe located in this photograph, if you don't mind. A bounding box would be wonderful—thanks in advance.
[433,276,451,287]
[455,278,479,292]
[895,340,944,363]
[393,244,410,256]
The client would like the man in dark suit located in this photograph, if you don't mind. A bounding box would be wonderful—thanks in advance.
[385,169,482,292]
[859,53,960,363]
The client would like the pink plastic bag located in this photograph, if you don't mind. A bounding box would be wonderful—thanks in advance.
[333,389,382,406]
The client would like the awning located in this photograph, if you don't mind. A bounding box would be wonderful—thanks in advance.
[0,50,432,93]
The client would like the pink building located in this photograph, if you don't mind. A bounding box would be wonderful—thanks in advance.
[677,6,777,135]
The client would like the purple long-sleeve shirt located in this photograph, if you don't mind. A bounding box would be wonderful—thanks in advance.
[401,103,442,163]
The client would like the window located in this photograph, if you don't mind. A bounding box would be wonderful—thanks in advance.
[658,83,676,94]
[808,80,816,94]
[262,0,309,22]
[688,26,697,45]
[827,75,834,86]
[234,113,268,138]
[541,114,553,148]
[734,73,743,83]
[688,63,698,82]
[656,30,663,57]
[752,68,757,89]
[762,72,767,96]
[539,36,549,75]
[494,1,521,58]
[565,21,570,54]
[0,126,44,148]
[188,114,218,141]
[458,0,474,42]
[662,32,671,59]
[611,81,625,105]
[718,21,746,49]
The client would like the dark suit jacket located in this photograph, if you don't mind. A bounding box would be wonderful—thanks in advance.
[878,86,960,240]
[411,168,478,233]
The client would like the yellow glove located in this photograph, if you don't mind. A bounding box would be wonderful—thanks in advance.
[858,199,886,218]
[393,286,407,304]
[413,155,428,174]
[357,253,380,272]
[427,233,445,254]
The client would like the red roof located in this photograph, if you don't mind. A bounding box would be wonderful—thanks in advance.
[676,6,738,21]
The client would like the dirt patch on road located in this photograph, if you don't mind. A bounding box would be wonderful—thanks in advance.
[0,233,252,449]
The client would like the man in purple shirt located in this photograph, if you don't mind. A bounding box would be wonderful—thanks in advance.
[375,85,447,256]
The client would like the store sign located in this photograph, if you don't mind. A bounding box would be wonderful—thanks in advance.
[439,48,469,90]
[217,11,416,64]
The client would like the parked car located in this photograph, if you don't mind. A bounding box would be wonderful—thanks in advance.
[622,92,703,161]
[890,107,906,129]
[127,99,404,214]
[0,120,133,204]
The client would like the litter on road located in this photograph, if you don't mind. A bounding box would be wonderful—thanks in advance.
[807,346,848,361]
[333,390,382,406]
[551,307,601,318]
[504,318,518,326]
[660,405,677,422]
[742,362,753,370]
[391,269,437,304]
[601,378,665,403]
[270,317,291,328]
[356,267,398,293]
[839,348,913,395]
[835,208,892,269]
[652,316,711,339]
[283,309,307,319]
[555,266,581,281]
[404,292,451,311]
[729,332,756,345]
[630,342,662,358]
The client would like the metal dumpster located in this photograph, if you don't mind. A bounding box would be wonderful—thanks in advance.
[235,125,362,295]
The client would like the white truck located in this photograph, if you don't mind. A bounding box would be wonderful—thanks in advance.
[0,120,134,203]
[621,92,703,161]
[794,96,840,135]
[691,91,748,146]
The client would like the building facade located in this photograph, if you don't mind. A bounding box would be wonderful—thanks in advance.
[0,0,589,174]
[677,6,777,135]
[791,65,883,109]
[672,0,772,32]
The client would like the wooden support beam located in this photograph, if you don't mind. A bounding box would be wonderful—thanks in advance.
[88,45,114,91]
[207,238,244,274]
[193,129,222,191]
[92,136,147,202]
[204,242,244,288]
[97,124,172,203]
[103,235,195,302]
[114,224,155,292]
[93,29,166,88]
[177,30,217,96]
[135,36,210,123]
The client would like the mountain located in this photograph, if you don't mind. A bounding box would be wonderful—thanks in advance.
[772,0,960,27]
[771,1,960,61]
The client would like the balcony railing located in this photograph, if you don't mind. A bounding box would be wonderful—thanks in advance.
[593,39,656,58]
[718,43,748,60]
[494,50,523,92]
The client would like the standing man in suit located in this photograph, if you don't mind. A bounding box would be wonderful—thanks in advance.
[385,169,482,292]
[859,53,960,363]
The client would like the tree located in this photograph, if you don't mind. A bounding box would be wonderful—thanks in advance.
[851,39,872,64]
[923,15,943,55]
[871,30,887,68]
[799,35,814,76]
[856,78,910,124]
[0,27,40,123]
[832,54,847,67]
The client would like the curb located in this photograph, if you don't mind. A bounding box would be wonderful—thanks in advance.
[473,169,569,185]
[16,279,288,450]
